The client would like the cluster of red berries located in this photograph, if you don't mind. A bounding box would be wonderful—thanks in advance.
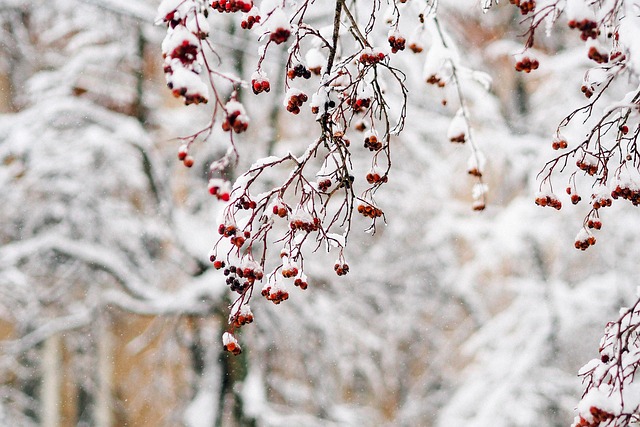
[251,77,270,94]
[223,333,242,355]
[232,262,263,282]
[282,265,299,278]
[570,193,581,205]
[426,75,446,87]
[178,146,195,168]
[289,216,321,232]
[223,263,262,293]
[230,235,246,248]
[217,224,249,248]
[212,257,226,270]
[509,0,535,14]
[317,178,332,192]
[611,184,640,205]
[218,223,238,237]
[272,204,288,218]
[287,64,311,80]
[388,34,406,53]
[222,113,249,133]
[261,284,289,304]
[170,85,208,106]
[359,49,385,65]
[366,172,387,184]
[587,218,602,230]
[334,263,349,276]
[230,309,254,328]
[576,159,598,176]
[552,137,568,150]
[515,56,539,73]
[347,97,371,113]
[211,0,252,13]
[575,231,596,250]
[535,193,562,210]
[364,134,382,151]
[409,42,423,53]
[241,12,260,29]
[592,194,612,209]
[223,265,263,293]
[222,101,249,133]
[285,92,308,114]
[588,46,609,64]
[208,180,231,201]
[270,27,290,44]
[168,40,198,65]
[235,196,257,210]
[568,19,600,41]
[294,277,308,289]
[357,204,383,218]
[224,271,245,293]
[581,84,594,98]
[573,406,614,426]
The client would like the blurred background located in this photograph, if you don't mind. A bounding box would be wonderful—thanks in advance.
[1,0,638,426]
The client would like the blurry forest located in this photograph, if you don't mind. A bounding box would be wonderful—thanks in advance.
[1,0,639,426]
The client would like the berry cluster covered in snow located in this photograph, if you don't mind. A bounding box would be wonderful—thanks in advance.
[157,0,640,358]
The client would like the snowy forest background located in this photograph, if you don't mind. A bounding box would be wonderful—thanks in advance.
[1,0,640,426]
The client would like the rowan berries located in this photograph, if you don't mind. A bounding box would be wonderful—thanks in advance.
[534,192,562,210]
[576,157,598,176]
[211,0,252,14]
[183,155,194,167]
[270,27,290,44]
[178,145,188,161]
[222,100,249,133]
[229,304,254,328]
[222,332,242,355]
[294,277,308,290]
[588,46,609,64]
[357,203,383,218]
[284,89,308,114]
[587,219,602,230]
[388,32,406,53]
[409,42,424,53]
[318,178,332,192]
[574,229,596,250]
[261,281,289,304]
[287,64,311,80]
[208,178,231,201]
[251,76,270,95]
[611,183,640,205]
[359,47,385,65]
[551,135,568,150]
[334,263,349,276]
[364,133,382,151]
[240,8,261,29]
[568,19,600,41]
[515,56,539,73]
